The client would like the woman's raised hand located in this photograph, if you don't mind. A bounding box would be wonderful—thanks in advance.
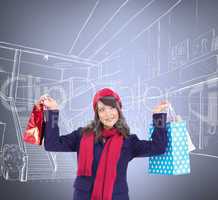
[35,95,59,110]
[152,100,170,113]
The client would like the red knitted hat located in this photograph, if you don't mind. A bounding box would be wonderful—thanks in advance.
[93,88,122,111]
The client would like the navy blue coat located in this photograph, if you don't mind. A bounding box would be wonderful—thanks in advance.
[44,111,167,200]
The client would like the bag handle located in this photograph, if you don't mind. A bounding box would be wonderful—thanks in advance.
[166,104,176,122]
[166,104,183,122]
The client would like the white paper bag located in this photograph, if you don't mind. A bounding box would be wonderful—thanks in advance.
[186,131,196,152]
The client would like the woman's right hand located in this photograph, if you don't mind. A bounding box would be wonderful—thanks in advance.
[35,95,59,110]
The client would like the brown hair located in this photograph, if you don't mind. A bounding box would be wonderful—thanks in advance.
[82,96,130,143]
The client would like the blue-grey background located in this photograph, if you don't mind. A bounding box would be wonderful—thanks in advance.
[0,0,218,200]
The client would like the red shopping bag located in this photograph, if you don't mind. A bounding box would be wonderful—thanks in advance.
[22,104,44,145]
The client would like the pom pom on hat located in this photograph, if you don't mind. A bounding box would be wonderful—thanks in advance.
[93,88,122,111]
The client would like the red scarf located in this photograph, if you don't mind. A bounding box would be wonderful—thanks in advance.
[77,127,123,200]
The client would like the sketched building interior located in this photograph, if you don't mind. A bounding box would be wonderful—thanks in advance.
[0,0,218,182]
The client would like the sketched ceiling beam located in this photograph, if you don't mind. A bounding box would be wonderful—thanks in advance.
[78,0,130,57]
[87,0,156,60]
[99,0,182,64]
[0,41,99,66]
[68,0,100,55]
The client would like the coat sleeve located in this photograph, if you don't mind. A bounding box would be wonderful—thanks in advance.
[43,110,82,152]
[130,113,167,158]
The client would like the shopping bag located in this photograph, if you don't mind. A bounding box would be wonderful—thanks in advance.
[147,105,191,175]
[186,129,196,152]
[171,114,196,152]
[22,104,44,145]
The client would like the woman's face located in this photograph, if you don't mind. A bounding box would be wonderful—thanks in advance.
[97,100,119,129]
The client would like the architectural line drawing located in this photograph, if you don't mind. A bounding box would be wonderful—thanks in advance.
[99,52,121,64]
[0,42,98,66]
[190,152,218,159]
[78,0,130,56]
[68,0,100,54]
[131,0,182,43]
[0,122,6,152]
[98,0,182,63]
[87,0,156,59]
[0,42,102,182]
[12,50,21,101]
[99,48,122,64]
[146,77,218,100]
[141,48,216,83]
[0,0,218,184]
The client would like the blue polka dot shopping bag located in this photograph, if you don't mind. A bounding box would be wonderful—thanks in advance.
[148,105,193,175]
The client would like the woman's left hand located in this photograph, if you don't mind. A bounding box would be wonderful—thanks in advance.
[152,100,170,113]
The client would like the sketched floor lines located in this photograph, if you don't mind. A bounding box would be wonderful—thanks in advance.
[190,152,218,159]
